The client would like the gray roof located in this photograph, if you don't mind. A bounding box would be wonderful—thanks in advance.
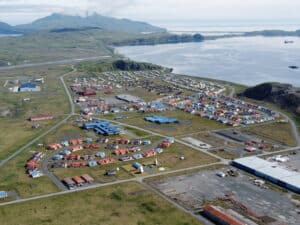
[116,94,143,103]
[233,156,300,189]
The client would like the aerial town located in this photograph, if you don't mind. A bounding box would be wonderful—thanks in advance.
[1,65,299,225]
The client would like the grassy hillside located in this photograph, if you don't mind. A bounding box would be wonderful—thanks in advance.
[0,29,203,65]
[76,59,166,73]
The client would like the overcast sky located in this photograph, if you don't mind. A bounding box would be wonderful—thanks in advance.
[0,0,300,26]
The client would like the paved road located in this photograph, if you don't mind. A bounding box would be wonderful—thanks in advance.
[258,146,300,157]
[60,71,75,115]
[41,153,68,191]
[281,112,300,146]
[0,115,72,166]
[0,161,223,207]
[0,56,111,71]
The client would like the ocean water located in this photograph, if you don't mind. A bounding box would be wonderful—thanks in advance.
[116,36,300,86]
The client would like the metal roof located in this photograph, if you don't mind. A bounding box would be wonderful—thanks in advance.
[233,156,300,189]
[20,83,36,89]
[116,94,143,103]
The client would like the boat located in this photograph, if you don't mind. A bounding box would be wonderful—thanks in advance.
[284,40,294,44]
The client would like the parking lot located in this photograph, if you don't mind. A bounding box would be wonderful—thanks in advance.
[149,168,299,225]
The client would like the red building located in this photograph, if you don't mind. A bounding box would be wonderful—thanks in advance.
[69,138,83,146]
[63,154,81,161]
[113,148,129,155]
[98,158,115,165]
[83,143,100,149]
[79,91,97,96]
[114,138,131,145]
[69,162,87,168]
[160,141,171,148]
[30,114,53,121]
[142,150,157,158]
[203,205,245,225]
[47,143,62,150]
[69,145,83,152]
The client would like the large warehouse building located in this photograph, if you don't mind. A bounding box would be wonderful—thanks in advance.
[232,156,300,194]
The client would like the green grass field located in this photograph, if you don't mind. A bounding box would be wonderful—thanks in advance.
[0,182,203,225]
[0,66,70,160]
[243,122,297,147]
[123,110,226,137]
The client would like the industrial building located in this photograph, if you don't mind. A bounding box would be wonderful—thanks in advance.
[116,94,143,103]
[144,115,179,124]
[202,205,246,225]
[232,156,300,194]
[19,83,40,92]
[82,120,120,135]
[30,114,53,121]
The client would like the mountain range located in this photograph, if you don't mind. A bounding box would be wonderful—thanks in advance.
[0,22,19,34]
[0,13,166,34]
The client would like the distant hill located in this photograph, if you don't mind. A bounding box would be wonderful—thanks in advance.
[244,29,300,37]
[239,83,300,115]
[0,22,19,34]
[15,13,166,33]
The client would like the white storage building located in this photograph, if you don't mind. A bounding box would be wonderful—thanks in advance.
[232,156,300,194]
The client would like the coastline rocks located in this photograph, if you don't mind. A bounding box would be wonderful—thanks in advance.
[239,82,300,115]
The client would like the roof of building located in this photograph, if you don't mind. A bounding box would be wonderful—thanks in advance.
[116,94,143,103]
[233,156,300,189]
[203,205,245,225]
[20,83,36,89]
[0,191,8,198]
[144,115,179,124]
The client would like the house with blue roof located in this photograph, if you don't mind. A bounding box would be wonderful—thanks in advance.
[61,140,69,147]
[53,155,63,160]
[133,153,143,159]
[88,160,98,167]
[96,152,106,158]
[19,83,39,92]
[0,191,8,199]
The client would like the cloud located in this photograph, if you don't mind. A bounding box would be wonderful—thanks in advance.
[0,0,299,25]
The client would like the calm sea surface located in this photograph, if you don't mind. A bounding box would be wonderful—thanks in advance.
[116,36,300,86]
